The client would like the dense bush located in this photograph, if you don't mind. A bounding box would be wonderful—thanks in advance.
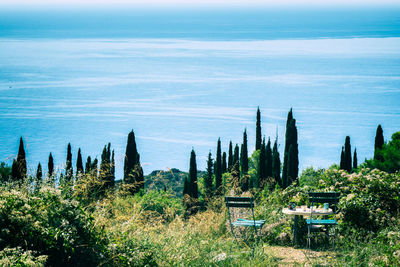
[0,184,107,266]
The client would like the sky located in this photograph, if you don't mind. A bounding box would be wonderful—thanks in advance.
[0,0,399,8]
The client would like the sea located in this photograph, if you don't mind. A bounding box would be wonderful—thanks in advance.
[0,6,399,178]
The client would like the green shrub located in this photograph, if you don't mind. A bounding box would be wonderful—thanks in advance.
[0,184,107,266]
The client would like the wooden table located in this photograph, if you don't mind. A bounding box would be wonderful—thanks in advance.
[282,207,333,245]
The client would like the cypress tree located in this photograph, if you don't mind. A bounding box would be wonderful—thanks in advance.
[111,150,115,181]
[91,158,98,177]
[124,130,144,194]
[215,138,222,195]
[344,136,352,172]
[256,107,262,150]
[240,129,248,174]
[36,162,42,184]
[272,139,281,188]
[11,159,19,182]
[204,151,213,198]
[183,176,190,197]
[13,137,27,182]
[189,149,198,199]
[85,156,92,174]
[228,141,233,171]
[48,153,54,178]
[265,137,273,178]
[222,152,227,174]
[233,144,240,169]
[353,148,358,170]
[340,147,345,170]
[65,143,73,182]
[76,148,83,175]
[258,137,266,189]
[374,125,384,161]
[282,109,298,188]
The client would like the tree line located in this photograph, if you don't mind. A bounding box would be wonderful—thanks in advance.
[182,107,299,207]
[7,130,144,197]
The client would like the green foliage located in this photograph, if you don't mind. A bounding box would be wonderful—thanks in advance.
[374,124,384,161]
[204,152,213,199]
[228,141,233,172]
[11,137,27,182]
[0,183,107,266]
[255,107,262,151]
[366,131,400,173]
[65,143,73,182]
[48,152,54,178]
[0,162,11,183]
[145,168,190,197]
[188,149,198,199]
[344,136,352,172]
[0,247,47,267]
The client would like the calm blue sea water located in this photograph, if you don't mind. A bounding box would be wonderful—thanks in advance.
[0,8,400,178]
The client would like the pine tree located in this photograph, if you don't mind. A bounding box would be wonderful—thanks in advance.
[100,144,114,190]
[76,148,83,176]
[240,129,248,174]
[85,156,92,174]
[48,153,54,178]
[256,107,262,150]
[353,148,358,170]
[189,149,198,199]
[222,152,227,174]
[215,138,222,195]
[36,162,42,184]
[124,130,144,194]
[344,136,352,172]
[374,125,384,161]
[272,139,281,188]
[228,141,233,171]
[258,137,266,189]
[282,109,299,188]
[204,151,213,199]
[340,146,345,170]
[65,143,73,182]
[265,137,273,178]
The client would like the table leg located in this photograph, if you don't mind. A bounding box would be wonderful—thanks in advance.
[293,215,298,246]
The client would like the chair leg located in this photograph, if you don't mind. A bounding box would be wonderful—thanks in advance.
[307,225,311,249]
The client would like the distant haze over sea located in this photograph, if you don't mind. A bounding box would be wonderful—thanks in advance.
[0,7,399,178]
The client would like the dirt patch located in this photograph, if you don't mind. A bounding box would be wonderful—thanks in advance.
[266,245,334,266]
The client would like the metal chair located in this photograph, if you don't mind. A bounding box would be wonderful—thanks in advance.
[225,197,265,253]
[307,192,340,249]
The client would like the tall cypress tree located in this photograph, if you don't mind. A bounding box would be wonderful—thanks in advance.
[11,159,19,182]
[256,107,262,151]
[344,136,352,172]
[48,152,54,178]
[233,144,240,169]
[91,158,98,177]
[222,152,227,174]
[183,176,190,197]
[272,139,281,188]
[340,147,345,170]
[85,156,92,174]
[228,141,233,171]
[111,150,115,182]
[124,130,144,194]
[65,143,73,182]
[36,162,42,181]
[76,148,83,175]
[258,137,266,188]
[265,137,273,178]
[353,148,358,170]
[204,151,213,198]
[215,138,222,195]
[12,137,27,182]
[282,109,298,188]
[189,149,198,199]
[240,129,248,174]
[374,125,384,161]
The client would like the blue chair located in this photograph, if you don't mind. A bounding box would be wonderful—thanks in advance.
[307,192,340,248]
[225,197,266,252]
